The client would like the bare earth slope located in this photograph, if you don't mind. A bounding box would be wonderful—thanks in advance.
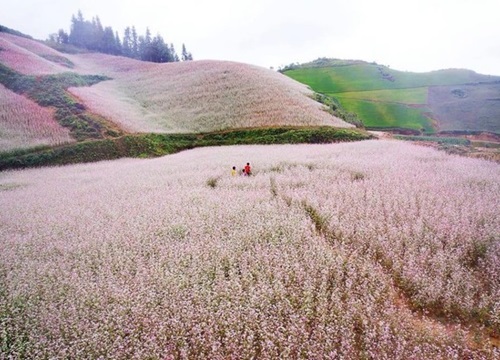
[428,83,500,133]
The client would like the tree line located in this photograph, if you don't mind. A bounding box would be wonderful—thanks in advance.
[48,11,193,63]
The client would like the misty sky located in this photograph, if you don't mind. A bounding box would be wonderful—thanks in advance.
[1,0,499,75]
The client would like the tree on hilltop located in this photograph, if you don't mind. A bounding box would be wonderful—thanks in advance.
[122,27,132,57]
[50,10,188,63]
[131,26,139,59]
[170,43,180,62]
[90,16,104,51]
[181,43,193,61]
[48,29,69,44]
[114,31,122,55]
[138,27,152,61]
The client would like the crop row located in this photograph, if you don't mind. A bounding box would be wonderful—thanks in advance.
[0,84,74,152]
[0,33,67,75]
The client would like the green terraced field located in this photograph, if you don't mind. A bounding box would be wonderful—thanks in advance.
[284,60,500,133]
[334,88,428,105]
[337,98,434,132]
[285,65,496,93]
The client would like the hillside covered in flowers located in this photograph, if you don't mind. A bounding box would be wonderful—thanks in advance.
[0,31,352,155]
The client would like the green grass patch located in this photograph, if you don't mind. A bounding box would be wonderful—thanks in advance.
[337,98,434,133]
[471,141,500,149]
[0,64,120,140]
[311,93,364,128]
[39,54,75,68]
[0,127,372,171]
[286,65,385,93]
[333,87,428,105]
[285,64,498,93]
[284,61,500,133]
[394,135,471,145]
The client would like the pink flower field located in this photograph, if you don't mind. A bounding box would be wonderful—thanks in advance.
[0,84,74,151]
[0,33,70,75]
[1,140,498,359]
[1,33,353,149]
[67,54,351,133]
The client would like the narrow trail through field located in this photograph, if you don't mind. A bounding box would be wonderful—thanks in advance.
[271,180,500,353]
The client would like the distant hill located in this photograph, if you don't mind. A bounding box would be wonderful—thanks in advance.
[283,58,500,134]
[65,55,352,134]
[0,31,365,169]
[0,33,353,141]
[0,24,33,39]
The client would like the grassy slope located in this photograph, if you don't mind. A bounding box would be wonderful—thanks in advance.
[285,63,500,133]
[334,87,428,104]
[285,65,493,93]
[0,64,121,141]
[339,99,434,131]
[0,127,371,171]
[0,33,367,169]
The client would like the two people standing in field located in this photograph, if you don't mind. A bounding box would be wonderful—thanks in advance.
[232,162,252,176]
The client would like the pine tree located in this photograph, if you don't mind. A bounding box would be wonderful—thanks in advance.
[131,26,139,59]
[170,43,179,62]
[92,16,105,51]
[69,12,83,47]
[122,27,132,57]
[57,11,193,62]
[68,11,96,50]
[181,43,193,61]
[57,29,69,44]
[150,35,170,62]
[114,31,122,55]
[102,26,116,54]
[139,28,154,61]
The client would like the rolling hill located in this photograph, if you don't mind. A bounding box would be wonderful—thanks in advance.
[0,31,358,165]
[66,55,351,134]
[283,58,500,134]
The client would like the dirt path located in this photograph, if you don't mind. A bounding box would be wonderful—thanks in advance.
[299,195,499,354]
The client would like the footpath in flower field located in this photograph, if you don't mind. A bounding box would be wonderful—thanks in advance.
[1,140,499,359]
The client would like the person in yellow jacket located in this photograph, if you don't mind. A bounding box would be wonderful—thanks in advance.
[231,166,237,176]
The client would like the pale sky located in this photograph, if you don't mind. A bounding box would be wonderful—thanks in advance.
[1,0,499,75]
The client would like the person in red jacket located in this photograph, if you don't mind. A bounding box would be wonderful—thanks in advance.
[244,162,251,176]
